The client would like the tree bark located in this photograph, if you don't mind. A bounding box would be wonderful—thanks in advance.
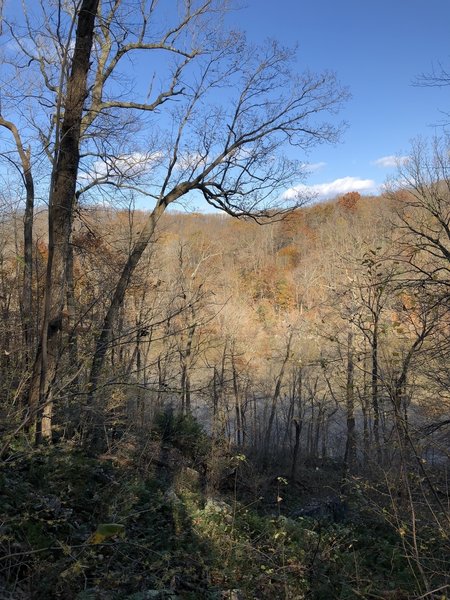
[30,0,100,443]
[345,329,357,470]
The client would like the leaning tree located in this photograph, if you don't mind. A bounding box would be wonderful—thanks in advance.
[0,0,348,444]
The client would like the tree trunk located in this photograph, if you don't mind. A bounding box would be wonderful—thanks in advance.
[0,119,35,361]
[66,241,79,397]
[262,332,292,468]
[88,184,192,400]
[345,329,357,470]
[314,406,323,458]
[31,0,100,444]
[290,418,302,480]
[22,159,35,358]
[371,317,382,464]
[232,354,243,446]
[361,349,371,464]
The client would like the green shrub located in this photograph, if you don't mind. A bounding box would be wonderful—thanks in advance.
[153,409,209,459]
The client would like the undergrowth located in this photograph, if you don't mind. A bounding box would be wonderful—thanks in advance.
[0,434,445,599]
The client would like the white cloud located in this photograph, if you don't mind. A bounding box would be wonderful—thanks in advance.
[372,155,409,168]
[284,176,376,201]
[175,151,207,171]
[301,161,327,173]
[82,151,163,182]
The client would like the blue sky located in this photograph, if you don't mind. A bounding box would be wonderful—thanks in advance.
[227,0,450,199]
[1,1,449,209]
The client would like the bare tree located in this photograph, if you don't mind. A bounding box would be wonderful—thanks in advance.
[0,117,35,357]
[389,137,450,299]
[86,38,348,404]
[414,62,450,126]
[262,330,293,468]
[1,0,347,444]
[415,62,450,89]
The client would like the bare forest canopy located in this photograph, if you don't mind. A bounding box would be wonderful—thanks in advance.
[1,187,449,456]
[0,1,449,598]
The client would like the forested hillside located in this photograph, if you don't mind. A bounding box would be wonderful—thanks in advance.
[2,186,447,465]
[1,183,449,598]
[0,1,449,598]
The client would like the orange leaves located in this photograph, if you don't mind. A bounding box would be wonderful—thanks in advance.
[36,239,49,260]
[337,191,361,212]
